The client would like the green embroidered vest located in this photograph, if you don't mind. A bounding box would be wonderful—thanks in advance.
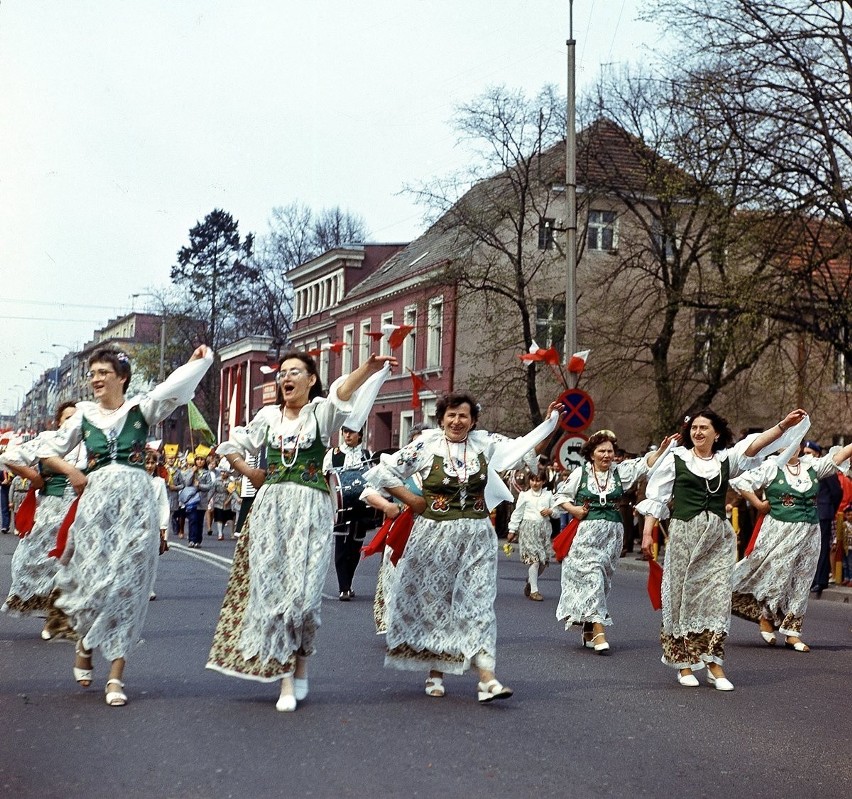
[766,466,819,524]
[264,410,328,493]
[421,452,489,521]
[671,454,729,521]
[82,406,148,473]
[575,466,623,522]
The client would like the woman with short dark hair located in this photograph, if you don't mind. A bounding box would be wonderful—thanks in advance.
[365,392,565,703]
[38,345,213,707]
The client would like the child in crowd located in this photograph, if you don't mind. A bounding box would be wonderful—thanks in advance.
[507,469,554,601]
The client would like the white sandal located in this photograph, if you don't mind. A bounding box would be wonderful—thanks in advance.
[590,632,610,653]
[73,641,93,687]
[105,678,127,706]
[276,677,297,712]
[477,678,513,703]
[759,630,776,645]
[424,677,445,697]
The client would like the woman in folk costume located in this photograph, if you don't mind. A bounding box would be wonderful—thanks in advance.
[729,434,852,652]
[0,402,84,640]
[638,407,808,691]
[507,468,554,602]
[39,345,213,707]
[552,430,677,651]
[364,392,565,703]
[206,351,395,712]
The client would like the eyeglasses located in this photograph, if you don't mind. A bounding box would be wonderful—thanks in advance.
[87,369,116,380]
[279,368,308,379]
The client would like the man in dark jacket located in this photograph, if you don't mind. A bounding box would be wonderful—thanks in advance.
[805,441,842,594]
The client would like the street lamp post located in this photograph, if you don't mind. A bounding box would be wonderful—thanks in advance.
[564,0,578,380]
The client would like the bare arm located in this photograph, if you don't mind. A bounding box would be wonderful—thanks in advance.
[743,409,807,457]
[223,454,266,491]
[2,462,44,489]
[385,484,426,515]
[647,433,681,470]
[336,354,398,402]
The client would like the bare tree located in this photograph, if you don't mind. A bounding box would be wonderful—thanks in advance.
[408,84,568,428]
[647,0,852,366]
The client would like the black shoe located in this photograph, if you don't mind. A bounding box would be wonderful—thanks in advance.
[339,590,351,601]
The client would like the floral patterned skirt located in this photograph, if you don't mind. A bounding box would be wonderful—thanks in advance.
[660,513,736,669]
[385,516,497,675]
[206,482,334,682]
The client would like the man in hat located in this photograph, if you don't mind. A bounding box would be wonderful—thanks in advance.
[803,440,842,594]
[323,425,376,600]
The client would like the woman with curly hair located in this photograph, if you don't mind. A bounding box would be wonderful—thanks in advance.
[553,429,677,652]
[639,407,808,691]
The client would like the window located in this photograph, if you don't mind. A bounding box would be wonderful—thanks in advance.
[426,298,443,368]
[538,217,555,250]
[587,210,617,251]
[535,299,565,358]
[318,339,330,386]
[359,319,372,366]
[342,325,354,374]
[380,312,394,357]
[402,306,417,371]
[400,411,414,446]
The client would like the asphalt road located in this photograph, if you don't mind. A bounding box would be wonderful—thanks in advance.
[1,531,850,799]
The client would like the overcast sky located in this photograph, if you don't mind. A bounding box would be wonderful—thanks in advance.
[0,0,662,419]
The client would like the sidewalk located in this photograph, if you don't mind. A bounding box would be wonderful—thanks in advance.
[616,552,852,607]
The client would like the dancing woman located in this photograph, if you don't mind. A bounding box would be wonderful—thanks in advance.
[0,402,84,639]
[206,351,394,712]
[39,346,213,706]
[639,408,807,691]
[552,430,676,652]
[729,439,852,652]
[364,392,564,703]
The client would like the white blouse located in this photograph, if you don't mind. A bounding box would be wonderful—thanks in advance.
[36,352,214,460]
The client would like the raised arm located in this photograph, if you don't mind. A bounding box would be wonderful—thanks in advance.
[336,354,397,403]
[743,409,807,457]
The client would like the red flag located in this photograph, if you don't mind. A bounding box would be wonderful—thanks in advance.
[259,364,279,375]
[366,332,384,341]
[408,369,427,409]
[519,346,560,365]
[15,487,38,536]
[325,340,347,354]
[382,324,415,350]
[306,348,322,356]
[567,349,590,374]
[49,495,80,559]
[744,513,766,557]
[553,518,580,562]
[647,558,663,610]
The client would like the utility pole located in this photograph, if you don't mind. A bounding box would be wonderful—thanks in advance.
[564,0,578,376]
